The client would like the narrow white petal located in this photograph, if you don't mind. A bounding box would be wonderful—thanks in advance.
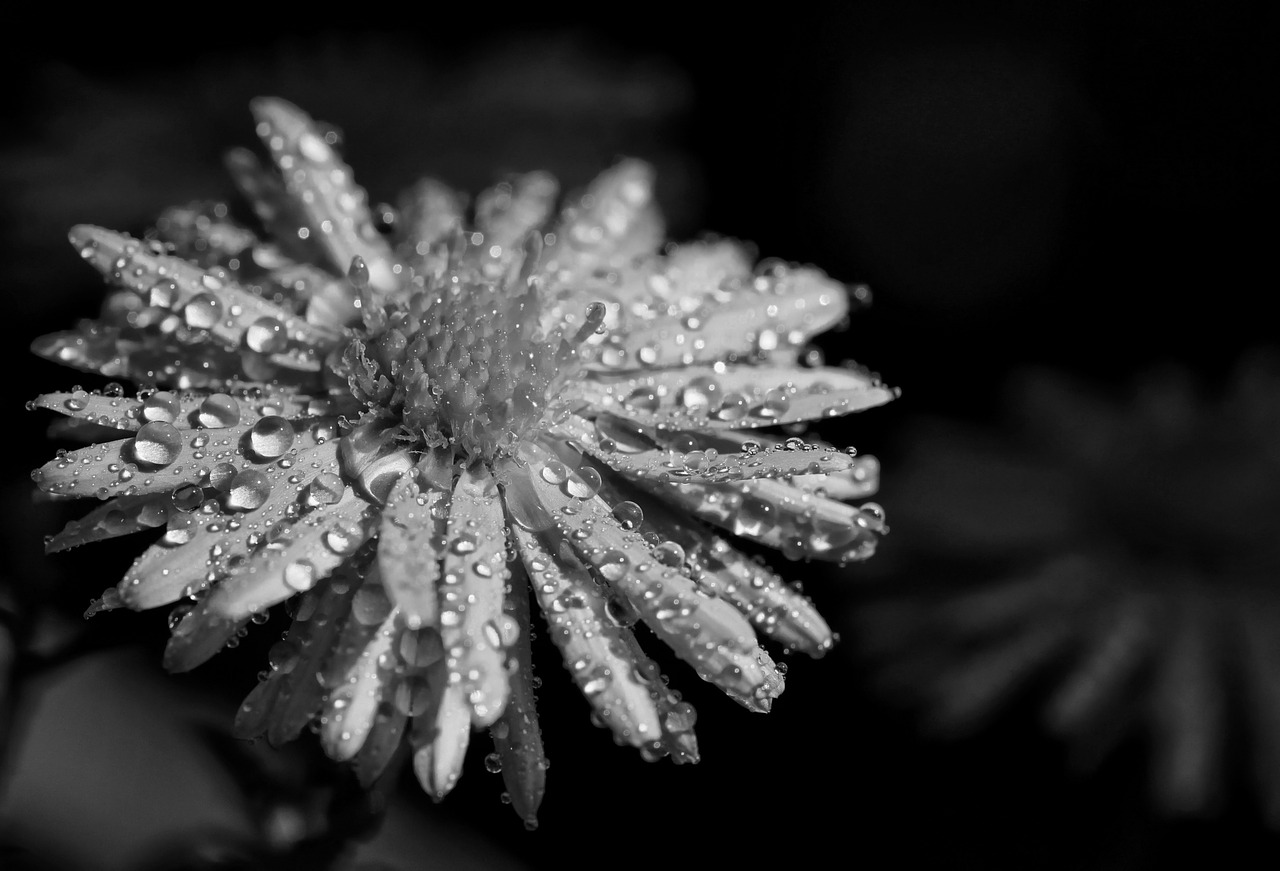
[411,672,472,801]
[583,265,849,372]
[250,98,399,294]
[163,489,374,671]
[320,573,400,762]
[547,160,662,277]
[517,442,784,711]
[46,492,173,553]
[233,567,363,745]
[575,363,895,429]
[441,464,514,727]
[117,441,343,609]
[378,467,447,630]
[68,224,341,356]
[476,172,558,260]
[489,572,546,827]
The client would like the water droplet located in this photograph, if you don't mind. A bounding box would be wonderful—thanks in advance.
[284,560,317,592]
[540,460,570,485]
[208,462,238,491]
[611,501,644,530]
[170,483,204,512]
[564,466,602,499]
[141,391,182,423]
[597,549,630,582]
[450,532,478,555]
[249,416,295,459]
[757,388,791,418]
[245,316,287,354]
[325,521,363,554]
[677,376,719,409]
[484,753,503,774]
[225,469,271,511]
[132,421,183,467]
[623,387,660,412]
[653,541,685,567]
[198,394,240,428]
[304,471,344,506]
[714,393,750,421]
[163,513,197,546]
[183,293,221,330]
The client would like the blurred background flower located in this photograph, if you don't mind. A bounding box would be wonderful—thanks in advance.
[856,354,1280,822]
[1,3,1273,870]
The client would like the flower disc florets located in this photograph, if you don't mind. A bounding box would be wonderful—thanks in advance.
[342,241,603,464]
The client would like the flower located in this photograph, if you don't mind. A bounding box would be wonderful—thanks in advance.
[29,98,894,828]
[855,355,1280,822]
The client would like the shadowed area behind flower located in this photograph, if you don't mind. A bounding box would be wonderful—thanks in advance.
[854,350,1280,826]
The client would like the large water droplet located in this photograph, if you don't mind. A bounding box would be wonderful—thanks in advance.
[564,466,602,499]
[304,471,345,506]
[714,393,750,421]
[678,376,719,409]
[208,462,238,491]
[325,521,363,554]
[198,394,240,428]
[225,469,271,511]
[170,483,204,512]
[141,391,182,423]
[611,500,644,530]
[450,532,478,555]
[284,560,318,592]
[250,416,295,459]
[245,316,288,354]
[597,549,630,582]
[184,293,221,330]
[623,387,660,413]
[132,421,183,467]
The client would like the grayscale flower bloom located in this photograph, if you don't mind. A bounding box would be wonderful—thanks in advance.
[29,98,893,828]
[856,355,1280,822]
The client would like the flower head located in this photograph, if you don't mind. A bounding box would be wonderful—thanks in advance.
[30,98,893,827]
[856,356,1280,821]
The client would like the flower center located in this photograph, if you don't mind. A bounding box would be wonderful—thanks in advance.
[341,251,605,463]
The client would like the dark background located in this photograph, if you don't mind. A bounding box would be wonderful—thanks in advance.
[1,4,1274,869]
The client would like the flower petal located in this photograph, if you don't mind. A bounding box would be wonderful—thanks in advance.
[441,464,515,727]
[518,442,784,711]
[508,518,698,762]
[626,489,833,656]
[46,492,174,553]
[163,488,374,671]
[395,178,465,281]
[547,159,661,277]
[117,441,343,609]
[552,413,857,484]
[411,665,471,801]
[632,475,884,563]
[377,464,448,631]
[233,566,363,744]
[250,97,399,294]
[476,172,558,262]
[69,224,340,357]
[320,573,400,762]
[576,363,895,429]
[31,387,353,433]
[583,264,850,372]
[489,569,546,828]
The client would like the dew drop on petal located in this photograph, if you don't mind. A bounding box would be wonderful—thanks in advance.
[136,502,169,529]
[757,388,791,418]
[678,376,719,409]
[714,392,750,421]
[623,387,660,412]
[141,391,182,423]
[170,483,204,512]
[208,462,238,492]
[249,416,295,459]
[611,500,644,530]
[198,394,241,428]
[325,521,362,555]
[183,293,221,330]
[597,549,630,582]
[540,460,570,485]
[132,421,183,467]
[653,541,685,567]
[304,471,345,506]
[225,469,271,511]
[245,316,287,354]
[284,560,317,592]
[564,466,602,499]
[163,513,197,546]
[450,532,478,555]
